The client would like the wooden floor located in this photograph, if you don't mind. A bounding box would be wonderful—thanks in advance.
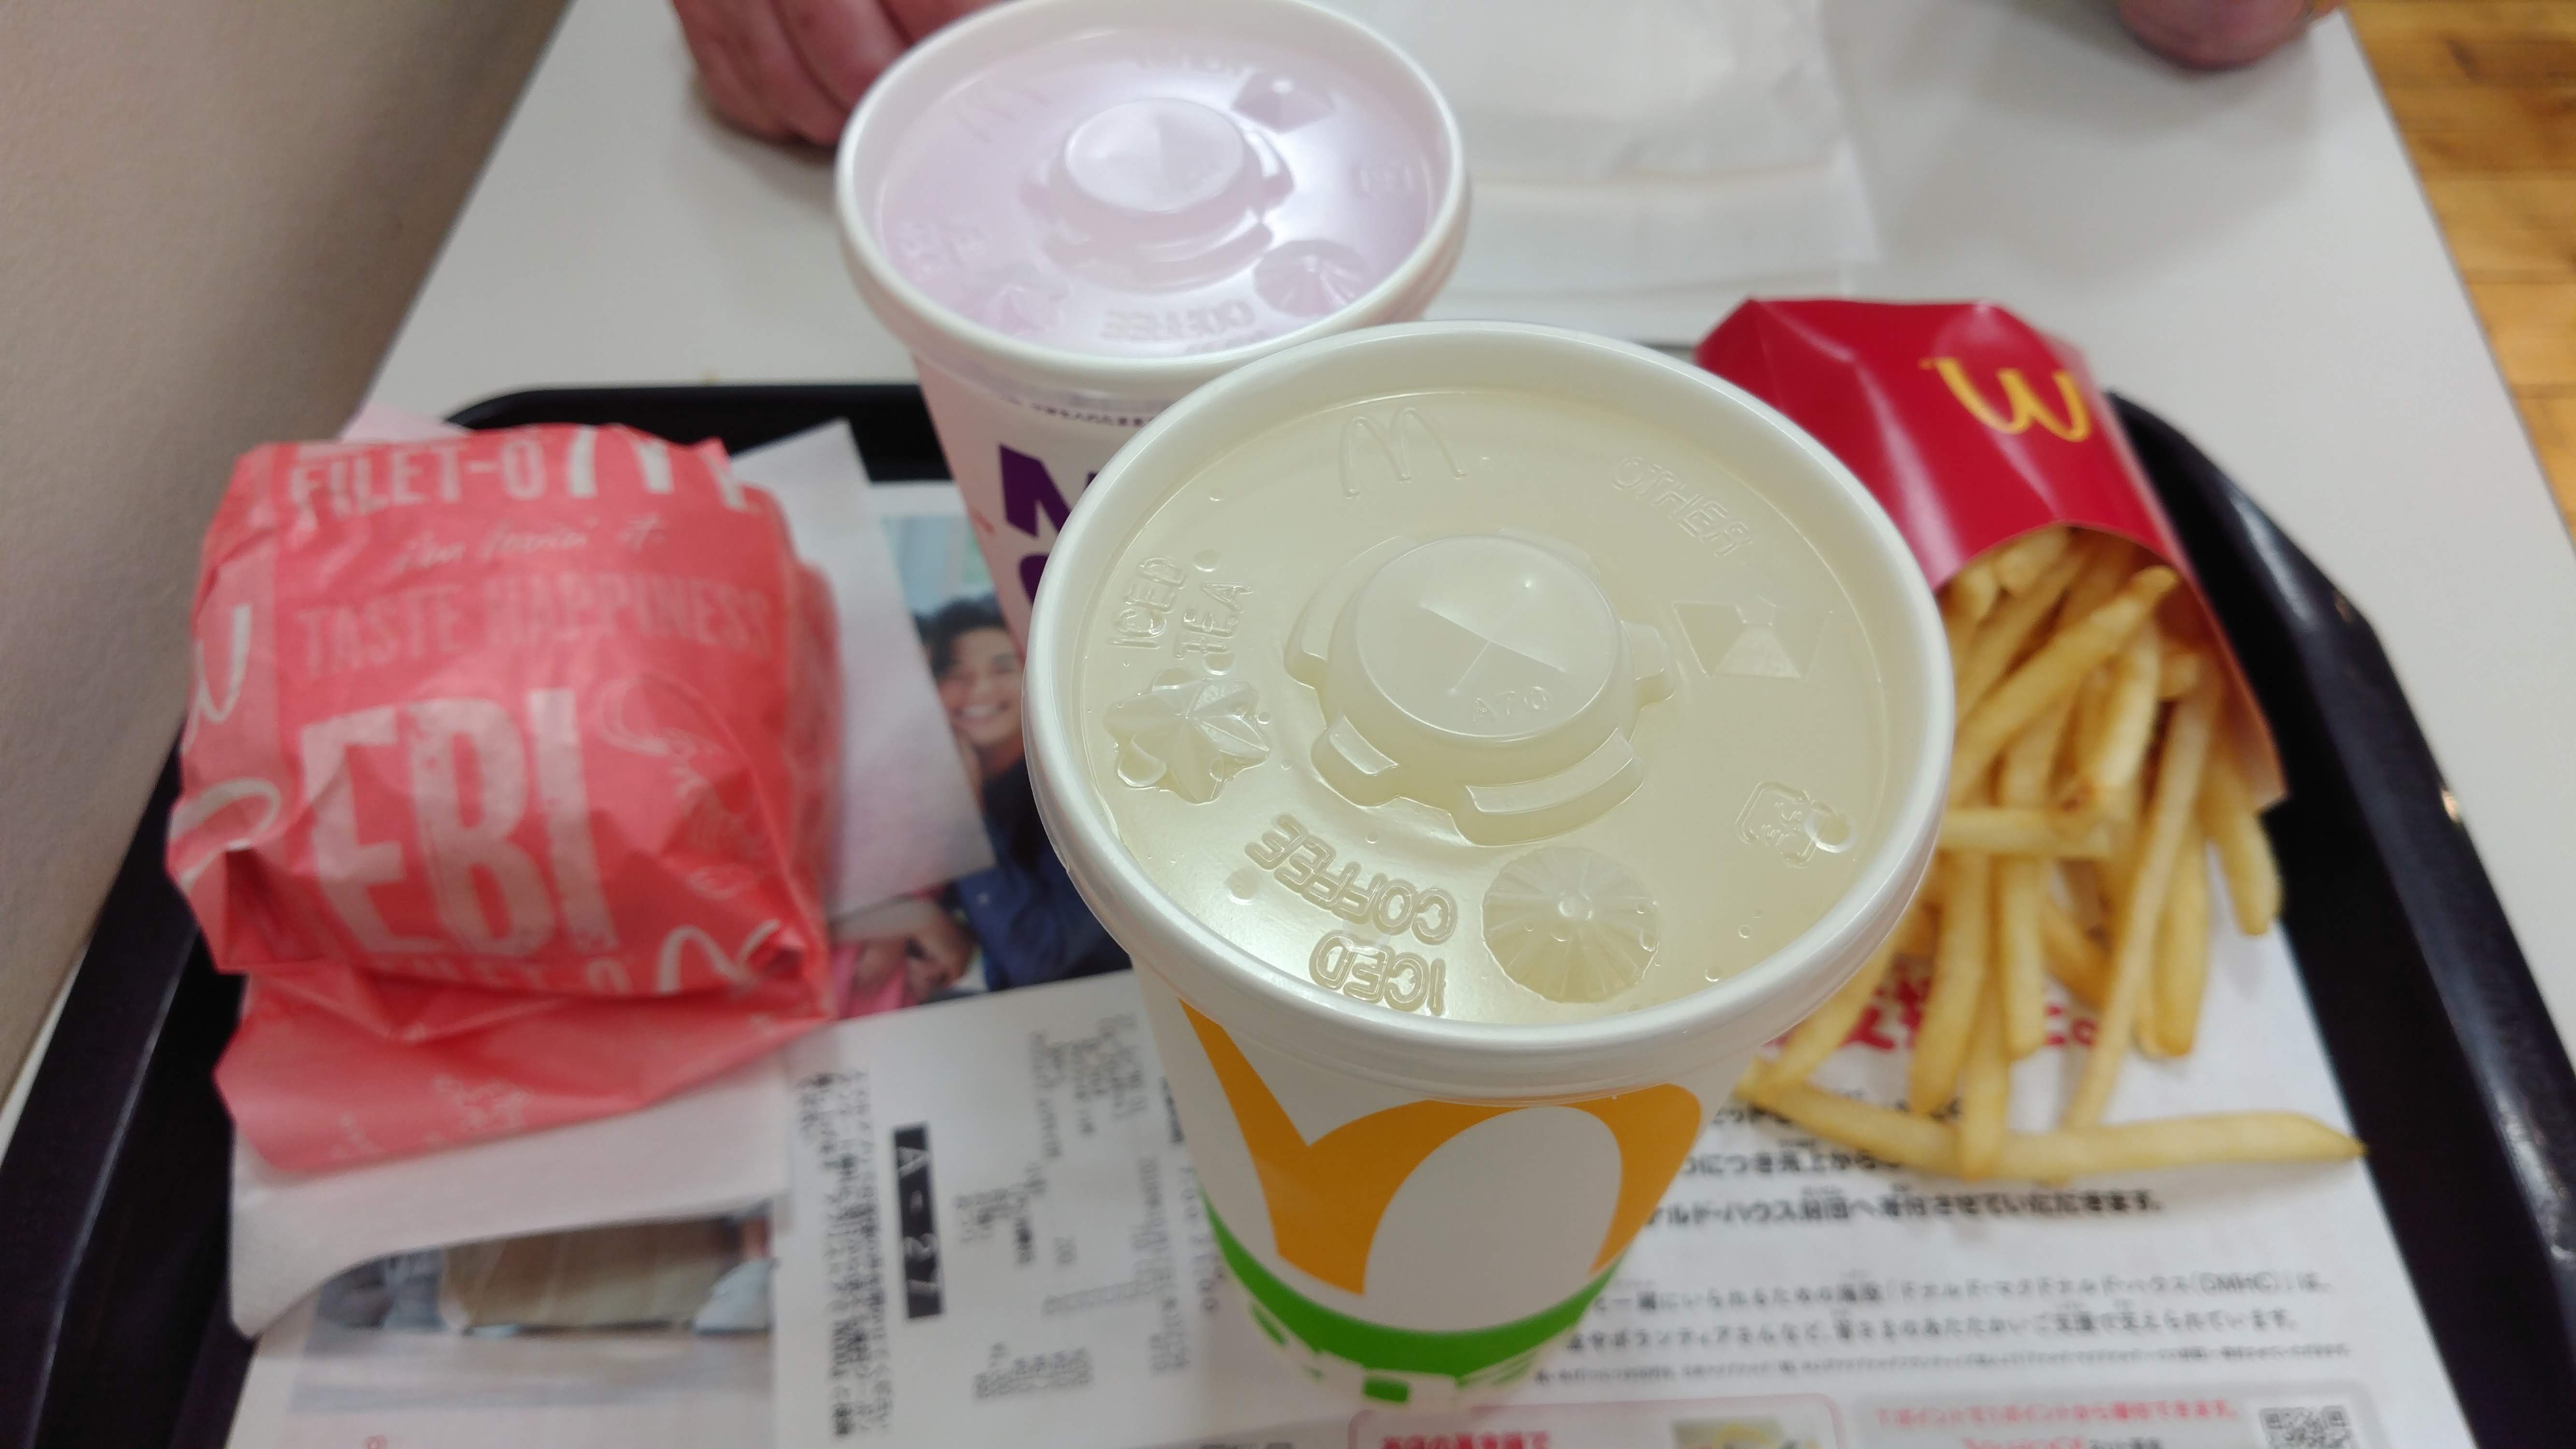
[2349,0,2576,525]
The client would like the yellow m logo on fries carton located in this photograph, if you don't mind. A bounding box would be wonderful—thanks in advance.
[1920,356,2093,441]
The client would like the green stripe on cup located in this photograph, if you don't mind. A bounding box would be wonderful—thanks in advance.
[1205,1202,1613,1382]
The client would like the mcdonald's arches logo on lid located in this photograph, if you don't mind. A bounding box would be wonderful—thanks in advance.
[1179,1002,1702,1297]
[1920,356,2092,441]
[1338,406,1467,499]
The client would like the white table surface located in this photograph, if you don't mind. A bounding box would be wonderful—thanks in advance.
[372,0,2576,1051]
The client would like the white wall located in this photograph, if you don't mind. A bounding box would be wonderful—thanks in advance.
[0,0,567,1094]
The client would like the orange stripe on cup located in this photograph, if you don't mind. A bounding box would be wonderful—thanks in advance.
[1180,1002,1701,1296]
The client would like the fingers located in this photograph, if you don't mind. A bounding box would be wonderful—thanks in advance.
[845,939,905,988]
[677,0,1041,147]
[906,926,969,996]
[730,0,855,144]
[780,0,909,111]
[885,0,993,43]
[674,0,787,140]
[911,916,972,976]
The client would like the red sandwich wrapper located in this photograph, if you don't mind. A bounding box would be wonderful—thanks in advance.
[171,426,840,1170]
[1698,298,2282,801]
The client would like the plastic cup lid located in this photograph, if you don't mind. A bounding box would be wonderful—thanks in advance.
[1029,326,1952,1043]
[843,0,1457,364]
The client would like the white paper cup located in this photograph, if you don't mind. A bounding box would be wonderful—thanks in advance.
[1025,324,1950,1405]
[834,0,1469,643]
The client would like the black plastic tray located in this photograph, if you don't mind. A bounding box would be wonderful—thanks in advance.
[4,384,2570,1449]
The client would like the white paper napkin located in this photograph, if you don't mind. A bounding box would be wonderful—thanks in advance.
[1321,0,1878,330]
[730,421,995,920]
[230,1054,785,1334]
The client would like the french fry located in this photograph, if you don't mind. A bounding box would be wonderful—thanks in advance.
[2053,544,2141,758]
[1908,851,1992,1114]
[1957,978,2010,1178]
[1991,525,2072,594]
[2038,956,2100,1006]
[1950,568,2178,802]
[1940,807,2117,859]
[1748,528,2329,1186]
[2134,972,2170,1060]
[2066,660,2114,785]
[2096,771,2146,918]
[1995,859,2049,1057]
[2197,737,2282,935]
[1746,1079,2362,1179]
[1994,860,2049,1056]
[2004,694,2074,802]
[2061,858,2107,935]
[2059,537,2139,623]
[2069,622,2163,810]
[1952,557,2001,623]
[1995,696,2074,1057]
[2127,784,2163,1056]
[2064,670,2224,1129]
[1956,546,2088,713]
[1995,1111,2362,1179]
[2157,646,2204,701]
[1744,1078,1956,1173]
[1759,900,1927,1091]
[1943,587,1981,694]
[1892,903,1939,957]
[2042,910,2109,1010]
[2153,827,2213,1056]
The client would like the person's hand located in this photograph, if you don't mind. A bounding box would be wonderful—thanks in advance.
[834,895,978,1004]
[2117,0,2340,69]
[673,0,998,146]
[843,937,908,992]
[901,909,975,999]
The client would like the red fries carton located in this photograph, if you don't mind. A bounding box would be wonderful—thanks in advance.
[170,426,838,1169]
[1697,299,2280,797]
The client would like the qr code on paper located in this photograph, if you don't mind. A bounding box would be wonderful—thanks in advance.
[2259,1405,2359,1449]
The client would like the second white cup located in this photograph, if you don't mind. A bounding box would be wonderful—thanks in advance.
[835,0,1469,643]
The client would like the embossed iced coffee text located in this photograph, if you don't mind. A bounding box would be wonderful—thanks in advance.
[1308,930,1445,1014]
[1245,814,1456,943]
